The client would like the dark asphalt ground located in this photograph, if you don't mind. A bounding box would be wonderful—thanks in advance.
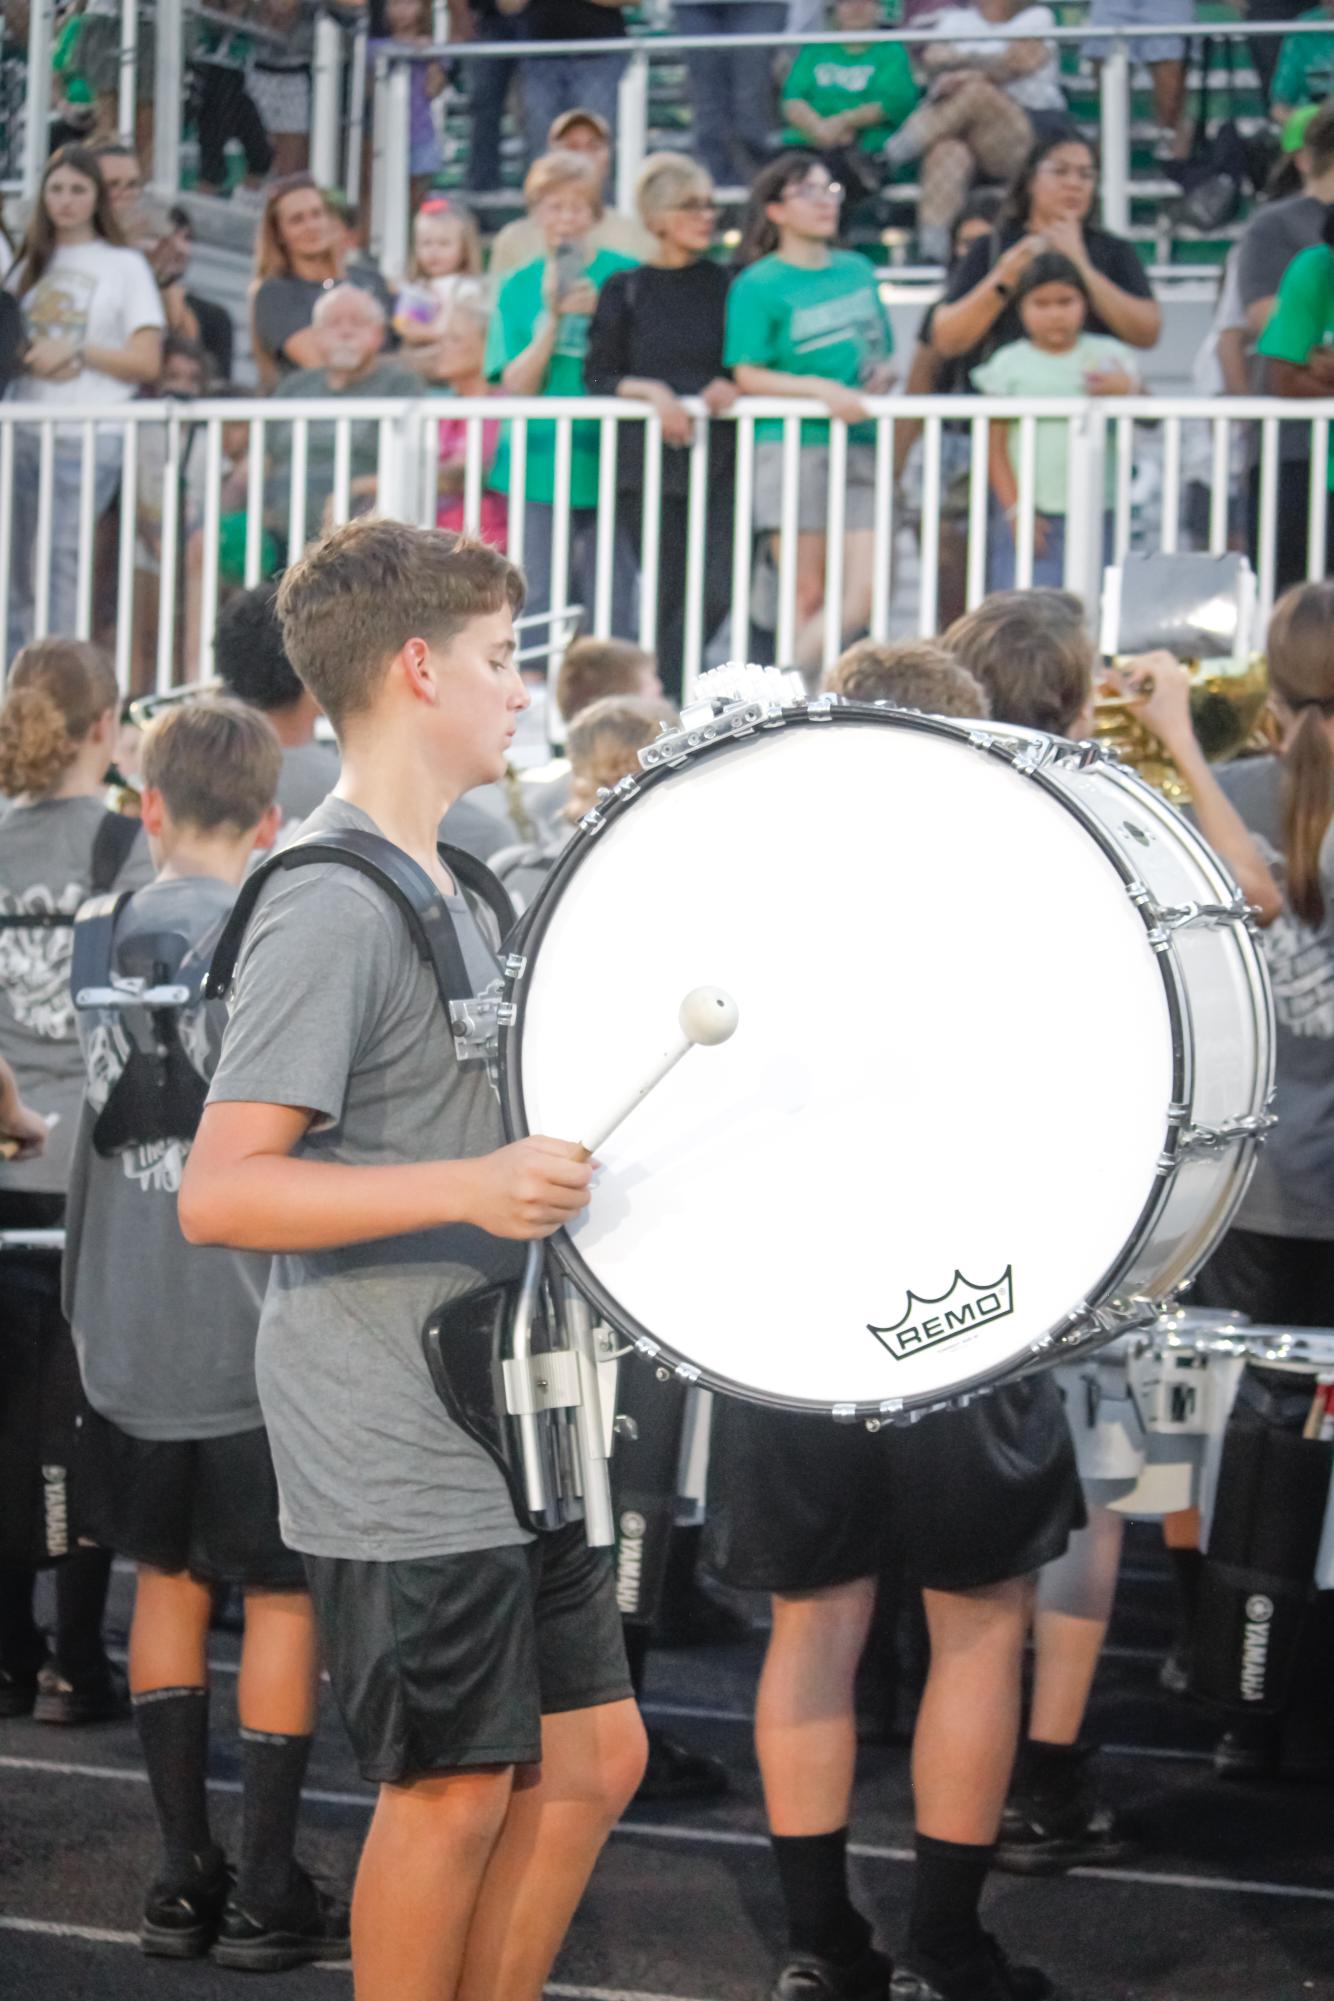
[1,1526,1332,2001]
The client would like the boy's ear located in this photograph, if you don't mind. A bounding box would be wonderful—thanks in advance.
[399,637,441,706]
[139,786,167,839]
[251,803,284,854]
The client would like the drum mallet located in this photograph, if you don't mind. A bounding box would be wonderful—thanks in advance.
[566,985,739,1546]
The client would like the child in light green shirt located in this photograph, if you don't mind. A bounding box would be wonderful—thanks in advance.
[971,251,1139,589]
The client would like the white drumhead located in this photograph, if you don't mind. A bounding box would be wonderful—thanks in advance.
[512,717,1176,1409]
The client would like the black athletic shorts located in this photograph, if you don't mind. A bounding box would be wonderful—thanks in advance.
[707,1376,1085,1596]
[75,1409,306,1591]
[303,1521,633,1784]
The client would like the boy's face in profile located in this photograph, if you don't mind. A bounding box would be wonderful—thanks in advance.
[426,605,528,788]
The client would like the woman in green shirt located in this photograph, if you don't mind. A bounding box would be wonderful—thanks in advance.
[779,0,919,201]
[1255,214,1334,590]
[485,150,638,637]
[724,152,895,669]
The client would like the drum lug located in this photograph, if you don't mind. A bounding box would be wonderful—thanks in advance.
[578,804,607,835]
[503,953,527,981]
[637,697,779,771]
[1159,1110,1278,1169]
[449,987,516,1063]
[1141,892,1251,936]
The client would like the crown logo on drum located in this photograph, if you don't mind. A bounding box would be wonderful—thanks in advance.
[868,1268,1015,1362]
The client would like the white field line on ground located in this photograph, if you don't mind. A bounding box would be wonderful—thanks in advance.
[1,1756,1329,1905]
[0,1918,703,2000]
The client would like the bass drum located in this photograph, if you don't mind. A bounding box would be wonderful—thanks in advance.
[499,702,1275,1417]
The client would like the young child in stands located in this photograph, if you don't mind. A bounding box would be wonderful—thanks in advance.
[970,253,1140,590]
[66,699,349,1970]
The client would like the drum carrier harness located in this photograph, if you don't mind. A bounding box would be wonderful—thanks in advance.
[204,828,616,1542]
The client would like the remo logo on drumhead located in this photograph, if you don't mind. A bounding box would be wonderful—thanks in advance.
[869,1268,1016,1363]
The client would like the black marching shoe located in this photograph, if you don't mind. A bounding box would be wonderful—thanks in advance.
[773,1943,894,2001]
[1212,1716,1282,1780]
[32,1661,130,1726]
[994,1744,1129,1875]
[980,1932,1054,2001]
[140,1851,232,1961]
[0,1658,44,1718]
[212,1864,351,1972]
[635,1728,730,1804]
[891,1948,1012,2001]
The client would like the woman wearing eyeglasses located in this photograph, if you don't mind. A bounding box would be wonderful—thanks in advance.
[585,153,736,702]
[723,153,895,672]
[930,129,1162,371]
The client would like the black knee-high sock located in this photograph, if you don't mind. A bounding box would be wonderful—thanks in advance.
[236,1727,312,1915]
[771,1828,871,1962]
[623,1620,650,1704]
[53,1545,114,1682]
[133,1686,221,1881]
[907,1833,993,1970]
[0,1565,45,1675]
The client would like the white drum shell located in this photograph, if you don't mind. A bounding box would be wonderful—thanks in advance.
[502,709,1275,1415]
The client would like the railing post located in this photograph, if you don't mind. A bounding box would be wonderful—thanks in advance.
[616,50,649,215]
[310,9,345,189]
[370,55,412,277]
[345,22,369,206]
[1063,406,1105,606]
[22,0,54,202]
[117,0,138,147]
[152,0,183,197]
[1101,36,1130,237]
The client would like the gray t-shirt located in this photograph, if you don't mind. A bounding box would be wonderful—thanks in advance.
[0,796,151,1195]
[253,266,395,379]
[1236,194,1324,316]
[1215,756,1334,1239]
[207,795,527,1559]
[64,876,269,1439]
[277,740,339,826]
[268,361,421,531]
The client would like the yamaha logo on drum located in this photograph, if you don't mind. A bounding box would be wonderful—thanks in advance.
[868,1268,1015,1361]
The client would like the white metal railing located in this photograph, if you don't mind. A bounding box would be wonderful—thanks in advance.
[0,392,1327,700]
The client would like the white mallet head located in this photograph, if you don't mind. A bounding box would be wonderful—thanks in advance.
[678,986,739,1047]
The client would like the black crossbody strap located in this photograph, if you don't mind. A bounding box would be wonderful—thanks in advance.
[205,828,492,1016]
[438,841,518,947]
[69,890,136,1002]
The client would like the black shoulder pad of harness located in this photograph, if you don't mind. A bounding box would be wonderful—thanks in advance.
[204,827,518,1018]
[69,890,136,1006]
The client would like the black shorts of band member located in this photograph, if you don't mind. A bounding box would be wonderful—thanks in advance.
[303,1523,634,1785]
[707,1377,1086,1596]
[75,1408,307,1592]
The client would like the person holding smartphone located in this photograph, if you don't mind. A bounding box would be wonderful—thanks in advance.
[485,149,639,634]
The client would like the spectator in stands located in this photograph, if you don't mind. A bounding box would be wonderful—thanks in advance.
[249,175,394,392]
[393,195,485,366]
[779,0,920,203]
[484,149,639,629]
[91,143,199,344]
[894,189,1002,626]
[215,582,341,829]
[586,153,737,702]
[971,250,1139,587]
[1272,3,1334,124]
[519,0,632,165]
[267,283,420,543]
[249,0,314,177]
[166,206,235,380]
[1254,209,1334,589]
[466,0,537,194]
[883,0,1066,263]
[674,0,788,193]
[1082,0,1193,161]
[724,152,895,669]
[514,633,664,835]
[1237,99,1334,345]
[490,109,652,276]
[368,0,448,211]
[190,7,274,199]
[132,334,213,692]
[1248,0,1294,102]
[432,294,510,547]
[930,129,1161,372]
[825,635,991,716]
[78,0,154,161]
[5,146,165,662]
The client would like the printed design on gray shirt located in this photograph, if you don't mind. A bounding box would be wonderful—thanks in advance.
[0,883,83,1036]
[81,1008,211,1193]
[1252,832,1334,1041]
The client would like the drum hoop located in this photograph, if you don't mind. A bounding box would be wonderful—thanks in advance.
[497,704,1268,1416]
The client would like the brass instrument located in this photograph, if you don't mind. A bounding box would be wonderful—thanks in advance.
[1094,651,1272,805]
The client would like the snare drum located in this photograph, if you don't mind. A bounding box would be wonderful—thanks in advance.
[499,701,1275,1416]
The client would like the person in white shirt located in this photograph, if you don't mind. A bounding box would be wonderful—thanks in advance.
[884,0,1067,262]
[5,145,165,662]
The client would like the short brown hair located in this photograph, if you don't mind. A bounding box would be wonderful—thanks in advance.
[944,589,1093,736]
[141,698,282,833]
[276,520,525,732]
[523,150,603,216]
[566,693,679,819]
[555,636,657,725]
[826,639,990,719]
[1305,98,1334,177]
[0,639,118,798]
